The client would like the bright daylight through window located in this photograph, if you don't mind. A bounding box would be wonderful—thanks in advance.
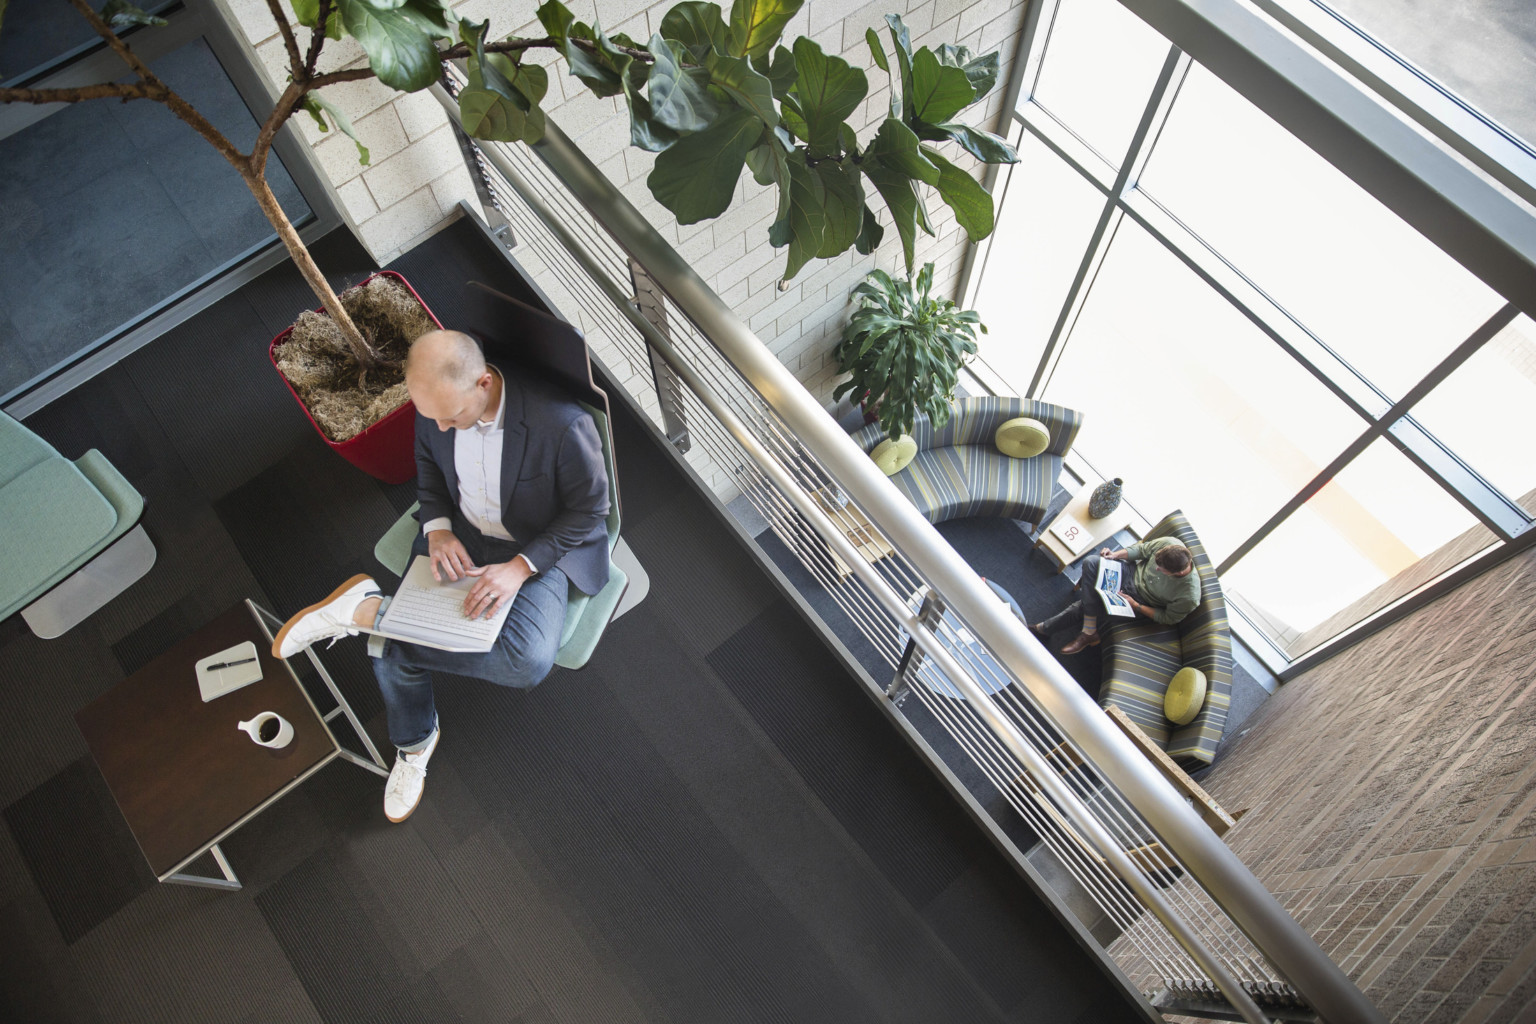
[967,0,1536,661]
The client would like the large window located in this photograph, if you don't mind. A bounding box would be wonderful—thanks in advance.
[968,0,1536,665]
[0,3,326,402]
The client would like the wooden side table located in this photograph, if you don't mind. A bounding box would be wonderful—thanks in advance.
[1035,481,1135,573]
[76,601,388,890]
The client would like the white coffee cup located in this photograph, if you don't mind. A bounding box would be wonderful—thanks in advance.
[237,712,294,749]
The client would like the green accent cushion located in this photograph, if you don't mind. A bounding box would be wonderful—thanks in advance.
[994,417,1051,459]
[871,435,918,475]
[1164,666,1208,726]
[0,459,116,612]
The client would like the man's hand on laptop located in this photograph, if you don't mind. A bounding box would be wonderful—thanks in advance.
[463,558,533,619]
[428,530,476,582]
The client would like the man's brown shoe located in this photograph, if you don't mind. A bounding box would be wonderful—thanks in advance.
[1060,631,1100,655]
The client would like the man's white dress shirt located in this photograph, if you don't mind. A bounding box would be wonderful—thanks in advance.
[421,371,537,571]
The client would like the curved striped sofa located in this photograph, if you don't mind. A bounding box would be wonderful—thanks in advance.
[1099,511,1232,767]
[848,397,1083,526]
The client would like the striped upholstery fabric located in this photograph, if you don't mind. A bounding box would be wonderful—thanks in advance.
[849,398,1083,525]
[1099,511,1233,767]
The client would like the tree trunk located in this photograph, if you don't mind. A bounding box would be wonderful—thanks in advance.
[240,166,379,369]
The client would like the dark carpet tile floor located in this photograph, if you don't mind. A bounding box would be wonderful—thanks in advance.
[0,217,1144,1023]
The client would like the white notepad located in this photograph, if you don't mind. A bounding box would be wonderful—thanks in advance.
[374,555,513,652]
[195,641,263,701]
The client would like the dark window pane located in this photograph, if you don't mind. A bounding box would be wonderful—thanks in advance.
[0,37,311,395]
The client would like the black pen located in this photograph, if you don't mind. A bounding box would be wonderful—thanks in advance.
[205,656,257,672]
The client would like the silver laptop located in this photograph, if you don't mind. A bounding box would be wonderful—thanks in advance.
[373,555,515,652]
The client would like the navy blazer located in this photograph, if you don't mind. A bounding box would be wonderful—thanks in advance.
[414,361,611,596]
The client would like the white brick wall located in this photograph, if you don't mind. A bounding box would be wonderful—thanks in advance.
[213,0,1029,493]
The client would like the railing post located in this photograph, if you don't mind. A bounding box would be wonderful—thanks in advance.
[890,590,944,701]
[439,69,515,246]
[627,259,691,451]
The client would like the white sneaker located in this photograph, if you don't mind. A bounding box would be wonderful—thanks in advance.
[271,574,380,659]
[384,725,440,823]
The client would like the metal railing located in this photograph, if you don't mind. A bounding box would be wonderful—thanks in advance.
[432,68,1384,1024]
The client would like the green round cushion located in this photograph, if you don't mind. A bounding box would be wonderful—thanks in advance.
[870,435,918,475]
[994,417,1051,459]
[1164,666,1208,726]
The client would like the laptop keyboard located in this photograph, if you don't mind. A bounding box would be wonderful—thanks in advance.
[387,585,500,640]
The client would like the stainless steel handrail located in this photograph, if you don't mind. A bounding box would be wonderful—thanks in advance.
[431,81,1385,1024]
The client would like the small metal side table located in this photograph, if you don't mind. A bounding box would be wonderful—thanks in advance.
[76,600,388,891]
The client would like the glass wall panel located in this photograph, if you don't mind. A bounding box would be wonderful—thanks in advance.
[1039,216,1362,564]
[0,0,174,82]
[0,37,311,395]
[1030,0,1169,165]
[1138,65,1504,400]
[1318,0,1536,147]
[1408,313,1536,514]
[1222,437,1491,656]
[971,129,1106,388]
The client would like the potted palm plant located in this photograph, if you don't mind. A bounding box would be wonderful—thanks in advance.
[832,262,985,442]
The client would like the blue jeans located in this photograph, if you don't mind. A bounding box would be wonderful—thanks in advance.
[372,530,568,751]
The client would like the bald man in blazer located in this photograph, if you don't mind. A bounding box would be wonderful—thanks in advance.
[273,330,610,821]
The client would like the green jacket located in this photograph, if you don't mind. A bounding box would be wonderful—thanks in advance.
[1124,537,1201,625]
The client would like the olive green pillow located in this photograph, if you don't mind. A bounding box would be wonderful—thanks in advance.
[1164,666,1208,726]
[871,435,918,475]
[994,417,1051,459]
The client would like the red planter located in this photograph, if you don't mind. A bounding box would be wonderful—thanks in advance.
[268,270,440,484]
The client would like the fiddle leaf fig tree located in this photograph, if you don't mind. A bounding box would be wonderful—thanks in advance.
[0,0,1016,373]
[832,262,984,442]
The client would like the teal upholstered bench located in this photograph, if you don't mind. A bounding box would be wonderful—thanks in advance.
[1097,511,1232,768]
[847,397,1083,526]
[0,413,156,637]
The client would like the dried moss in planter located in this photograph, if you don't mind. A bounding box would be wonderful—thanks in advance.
[275,276,437,442]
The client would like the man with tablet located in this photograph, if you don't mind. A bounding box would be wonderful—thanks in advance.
[271,329,611,822]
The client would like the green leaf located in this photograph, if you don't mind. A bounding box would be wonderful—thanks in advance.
[726,0,803,58]
[336,0,445,92]
[290,0,343,37]
[868,118,939,184]
[915,121,1017,163]
[300,94,329,133]
[647,34,722,133]
[884,13,914,120]
[564,31,626,96]
[853,206,882,255]
[775,155,826,280]
[909,46,975,124]
[537,0,622,95]
[703,49,779,130]
[962,51,1000,99]
[304,89,371,163]
[659,1,728,56]
[399,0,453,36]
[754,43,797,101]
[865,28,888,73]
[647,108,761,224]
[812,160,864,259]
[787,38,866,155]
[536,0,576,41]
[863,160,920,275]
[459,18,546,143]
[921,145,994,240]
[100,0,167,29]
[838,122,858,157]
[459,85,526,141]
[744,142,777,186]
